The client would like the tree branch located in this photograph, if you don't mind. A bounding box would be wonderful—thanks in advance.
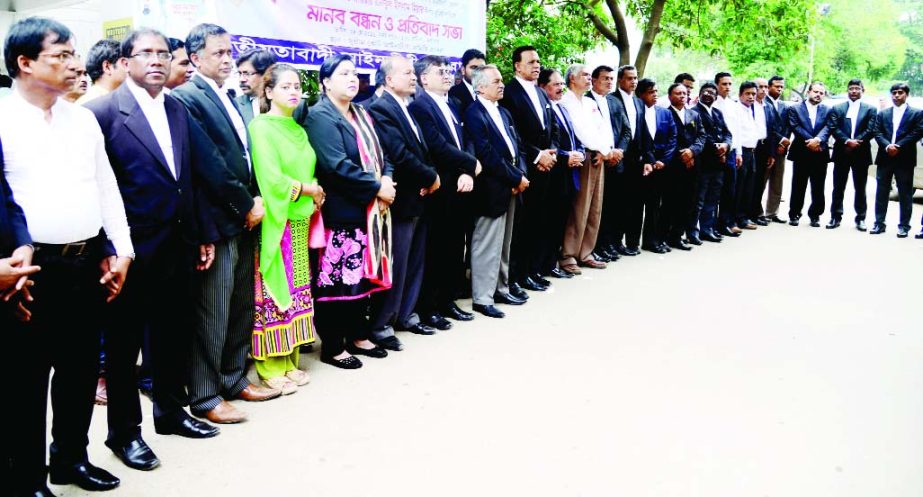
[634,0,666,76]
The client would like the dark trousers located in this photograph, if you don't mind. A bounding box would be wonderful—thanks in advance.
[538,169,572,274]
[789,158,829,220]
[660,164,696,241]
[718,149,738,228]
[831,159,869,222]
[691,167,724,236]
[749,143,771,219]
[105,233,192,445]
[314,297,370,358]
[618,167,644,248]
[511,168,550,280]
[874,163,914,229]
[641,170,666,247]
[417,197,469,315]
[189,233,254,414]
[597,165,624,249]
[370,217,426,335]
[734,147,756,225]
[9,238,106,492]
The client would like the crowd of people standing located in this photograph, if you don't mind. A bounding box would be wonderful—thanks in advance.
[1,15,922,497]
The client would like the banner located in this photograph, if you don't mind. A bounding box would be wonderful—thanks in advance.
[116,0,486,72]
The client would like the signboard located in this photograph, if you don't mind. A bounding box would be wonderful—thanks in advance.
[103,17,134,41]
[104,0,486,72]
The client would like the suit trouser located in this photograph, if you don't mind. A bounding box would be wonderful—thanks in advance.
[370,217,425,337]
[874,163,914,229]
[788,157,828,220]
[660,164,696,241]
[831,158,869,222]
[538,167,572,274]
[105,232,191,445]
[718,149,738,228]
[561,155,604,265]
[314,297,370,359]
[472,197,516,306]
[734,147,756,225]
[617,166,644,248]
[765,152,787,216]
[749,142,771,219]
[9,238,106,492]
[597,161,621,249]
[417,195,469,315]
[691,167,724,236]
[511,168,549,281]
[189,233,254,414]
[641,170,666,247]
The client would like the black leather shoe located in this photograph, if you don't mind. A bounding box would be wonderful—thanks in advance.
[591,251,611,263]
[106,438,160,471]
[623,246,641,256]
[686,235,703,246]
[667,240,692,251]
[155,415,220,439]
[788,218,799,226]
[49,461,121,490]
[406,323,437,335]
[714,231,724,239]
[856,220,867,232]
[897,226,910,238]
[613,243,630,256]
[770,215,786,224]
[641,244,666,254]
[23,486,59,497]
[472,304,505,318]
[809,217,820,227]
[347,342,390,356]
[441,303,474,321]
[916,230,923,239]
[700,232,722,243]
[870,224,885,234]
[422,313,453,330]
[826,218,841,229]
[601,247,621,260]
[372,335,404,351]
[509,282,529,300]
[754,217,770,226]
[494,292,526,305]
[531,273,551,287]
[520,276,547,292]
[660,242,672,252]
[719,226,740,237]
[549,267,573,279]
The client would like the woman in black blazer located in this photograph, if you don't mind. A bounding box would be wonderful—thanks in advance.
[306,54,396,369]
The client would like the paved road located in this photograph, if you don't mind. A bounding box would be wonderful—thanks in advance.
[56,175,923,497]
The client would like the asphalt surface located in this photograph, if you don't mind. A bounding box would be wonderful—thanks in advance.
[54,170,923,497]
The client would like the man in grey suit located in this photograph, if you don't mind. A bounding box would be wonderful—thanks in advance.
[234,48,276,125]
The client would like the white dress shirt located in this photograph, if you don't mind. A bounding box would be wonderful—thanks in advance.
[805,102,819,129]
[671,106,686,126]
[125,78,176,178]
[478,96,516,158]
[514,75,545,129]
[386,89,420,142]
[735,102,759,148]
[426,90,460,148]
[590,90,617,151]
[560,90,612,154]
[845,99,861,139]
[618,88,637,138]
[754,100,767,140]
[892,103,907,143]
[0,89,133,255]
[645,104,657,140]
[198,72,250,166]
[715,95,741,154]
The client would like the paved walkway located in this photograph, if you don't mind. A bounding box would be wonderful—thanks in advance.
[56,178,923,497]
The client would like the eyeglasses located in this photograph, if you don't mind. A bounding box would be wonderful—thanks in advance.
[238,70,261,78]
[39,51,77,64]
[430,68,455,76]
[129,51,173,62]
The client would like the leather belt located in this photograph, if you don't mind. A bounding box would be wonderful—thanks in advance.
[33,240,89,257]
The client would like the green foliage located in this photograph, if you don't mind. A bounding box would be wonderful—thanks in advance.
[299,69,321,104]
[894,0,923,90]
[486,0,603,79]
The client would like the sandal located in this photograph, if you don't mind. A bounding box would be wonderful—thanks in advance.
[285,368,310,386]
[321,355,363,370]
[262,376,297,395]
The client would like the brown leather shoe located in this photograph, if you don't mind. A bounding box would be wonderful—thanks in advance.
[730,226,743,234]
[561,264,582,275]
[95,377,108,406]
[741,223,758,230]
[235,383,282,402]
[201,400,247,424]
[577,259,607,269]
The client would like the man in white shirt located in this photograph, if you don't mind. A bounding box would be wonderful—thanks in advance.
[763,75,791,223]
[76,39,126,105]
[234,48,276,125]
[826,79,876,230]
[1,16,133,496]
[713,71,744,236]
[748,78,777,226]
[609,65,645,255]
[731,81,763,231]
[786,81,831,227]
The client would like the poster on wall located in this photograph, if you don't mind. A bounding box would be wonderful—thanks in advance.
[106,0,486,72]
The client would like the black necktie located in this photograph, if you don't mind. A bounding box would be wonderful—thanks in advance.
[227,88,237,99]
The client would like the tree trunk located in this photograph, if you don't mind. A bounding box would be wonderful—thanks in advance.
[634,0,666,76]
[604,0,631,66]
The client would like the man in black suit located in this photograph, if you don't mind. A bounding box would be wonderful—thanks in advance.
[691,83,733,243]
[86,28,221,472]
[234,48,276,126]
[636,78,677,253]
[409,55,480,327]
[787,81,831,227]
[871,83,923,237]
[762,76,791,223]
[172,23,280,425]
[610,65,646,255]
[368,55,441,345]
[500,45,558,297]
[538,68,585,277]
[662,82,705,248]
[826,79,877,230]
[466,64,529,319]
[747,78,777,226]
[448,48,485,115]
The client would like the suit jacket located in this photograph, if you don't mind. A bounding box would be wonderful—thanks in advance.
[764,97,790,151]
[448,81,475,116]
[827,100,876,165]
[669,106,705,169]
[465,99,527,218]
[695,103,733,170]
[640,106,678,167]
[0,139,30,256]
[236,94,257,127]
[787,102,831,163]
[368,91,439,220]
[499,77,559,169]
[408,90,478,211]
[611,90,647,166]
[305,97,393,228]
[171,75,255,242]
[874,106,923,168]
[86,84,199,260]
[551,102,583,195]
